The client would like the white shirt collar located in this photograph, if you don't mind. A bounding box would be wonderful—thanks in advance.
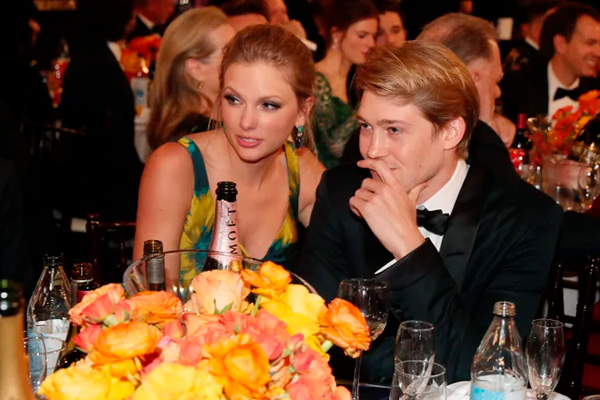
[418,159,469,216]
[525,36,539,50]
[547,61,579,118]
[137,13,155,31]
[107,41,122,64]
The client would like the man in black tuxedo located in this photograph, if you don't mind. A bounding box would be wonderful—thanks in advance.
[501,2,600,123]
[127,0,174,40]
[296,42,563,384]
[500,0,559,73]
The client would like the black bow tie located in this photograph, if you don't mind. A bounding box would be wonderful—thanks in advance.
[554,87,581,101]
[417,208,450,235]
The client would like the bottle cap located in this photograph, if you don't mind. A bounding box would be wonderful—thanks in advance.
[143,240,164,256]
[493,301,516,317]
[71,263,93,279]
[43,254,65,267]
[216,181,238,201]
[0,280,23,316]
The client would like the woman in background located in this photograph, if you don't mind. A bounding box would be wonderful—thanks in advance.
[312,0,378,168]
[147,7,235,150]
[134,25,324,289]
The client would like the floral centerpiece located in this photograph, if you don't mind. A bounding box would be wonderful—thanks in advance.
[121,34,162,81]
[38,262,370,400]
[528,90,600,165]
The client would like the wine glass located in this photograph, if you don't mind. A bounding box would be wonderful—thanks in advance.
[526,318,566,400]
[23,334,47,392]
[338,278,390,400]
[578,164,600,210]
[390,361,446,400]
[395,320,435,364]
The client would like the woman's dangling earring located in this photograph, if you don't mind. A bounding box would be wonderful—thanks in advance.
[198,81,204,90]
[295,125,305,149]
[331,40,339,51]
[221,122,226,133]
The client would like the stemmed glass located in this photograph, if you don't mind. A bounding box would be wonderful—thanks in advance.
[395,320,435,364]
[390,361,446,400]
[578,164,600,210]
[23,333,47,392]
[338,278,390,400]
[526,318,566,400]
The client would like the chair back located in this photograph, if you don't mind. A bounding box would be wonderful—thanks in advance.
[86,213,136,284]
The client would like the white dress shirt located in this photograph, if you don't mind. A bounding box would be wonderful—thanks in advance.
[547,62,579,118]
[137,13,156,32]
[375,160,469,274]
[525,36,539,51]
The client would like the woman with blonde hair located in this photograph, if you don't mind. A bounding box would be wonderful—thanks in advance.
[135,24,324,289]
[147,7,235,150]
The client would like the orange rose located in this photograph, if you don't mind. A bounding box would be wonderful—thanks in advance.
[185,270,246,314]
[241,261,291,298]
[89,321,162,364]
[318,299,371,358]
[206,334,270,400]
[74,324,103,352]
[69,284,126,326]
[128,291,183,327]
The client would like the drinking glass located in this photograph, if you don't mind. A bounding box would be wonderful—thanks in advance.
[41,336,66,376]
[395,320,435,364]
[390,361,446,400]
[526,319,566,400]
[23,334,47,392]
[338,278,390,400]
[578,164,600,210]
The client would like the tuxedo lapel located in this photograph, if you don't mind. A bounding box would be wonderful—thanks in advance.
[439,164,490,291]
[526,63,549,117]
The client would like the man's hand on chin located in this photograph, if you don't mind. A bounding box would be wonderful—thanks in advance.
[349,159,426,260]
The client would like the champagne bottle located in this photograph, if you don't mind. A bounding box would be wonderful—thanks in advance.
[0,280,37,400]
[203,181,242,272]
[470,301,527,400]
[144,240,166,291]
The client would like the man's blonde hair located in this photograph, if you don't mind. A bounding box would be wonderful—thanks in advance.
[355,41,479,157]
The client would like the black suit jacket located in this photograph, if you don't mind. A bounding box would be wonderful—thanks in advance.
[127,15,157,41]
[501,61,600,123]
[60,42,143,221]
[296,161,563,384]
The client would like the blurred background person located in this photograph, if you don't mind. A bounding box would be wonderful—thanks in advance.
[134,25,324,290]
[374,0,406,47]
[312,0,378,168]
[128,0,175,40]
[147,7,235,150]
[60,0,143,221]
[221,0,269,32]
[501,0,559,72]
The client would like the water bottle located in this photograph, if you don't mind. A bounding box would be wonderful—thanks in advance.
[26,254,72,343]
[470,301,528,400]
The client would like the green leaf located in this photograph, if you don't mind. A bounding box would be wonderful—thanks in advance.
[215,301,233,315]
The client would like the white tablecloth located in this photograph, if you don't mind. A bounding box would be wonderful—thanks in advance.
[448,381,570,400]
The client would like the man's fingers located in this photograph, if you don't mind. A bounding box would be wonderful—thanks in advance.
[357,159,397,185]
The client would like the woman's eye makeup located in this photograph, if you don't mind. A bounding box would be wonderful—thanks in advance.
[263,102,281,110]
[224,94,241,104]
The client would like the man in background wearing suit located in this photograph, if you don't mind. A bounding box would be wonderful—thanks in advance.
[296,41,562,384]
[128,0,174,40]
[501,2,600,122]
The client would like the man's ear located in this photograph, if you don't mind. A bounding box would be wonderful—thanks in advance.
[442,117,466,151]
[553,34,568,55]
[184,58,205,82]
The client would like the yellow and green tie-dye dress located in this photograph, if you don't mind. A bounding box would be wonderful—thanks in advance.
[177,136,301,287]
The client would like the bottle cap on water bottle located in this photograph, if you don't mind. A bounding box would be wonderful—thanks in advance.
[493,301,516,317]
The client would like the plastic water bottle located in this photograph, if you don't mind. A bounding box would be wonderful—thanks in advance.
[27,254,72,343]
[470,301,528,400]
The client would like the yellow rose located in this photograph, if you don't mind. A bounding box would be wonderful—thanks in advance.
[260,284,326,338]
[89,321,162,364]
[107,376,136,400]
[132,362,224,400]
[185,270,246,314]
[38,363,110,400]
